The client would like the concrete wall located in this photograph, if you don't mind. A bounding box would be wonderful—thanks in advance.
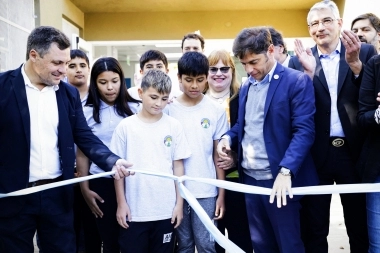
[39,0,84,34]
[0,0,34,71]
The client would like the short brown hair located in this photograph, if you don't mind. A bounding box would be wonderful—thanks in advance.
[26,26,70,60]
[351,13,380,32]
[181,33,205,50]
[232,27,272,59]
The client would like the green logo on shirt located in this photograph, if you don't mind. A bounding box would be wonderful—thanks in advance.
[201,118,210,129]
[164,135,172,147]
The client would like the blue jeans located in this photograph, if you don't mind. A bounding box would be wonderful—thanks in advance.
[367,175,380,253]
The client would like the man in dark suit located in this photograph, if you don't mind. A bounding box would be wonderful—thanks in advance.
[269,27,292,67]
[357,54,380,253]
[288,1,377,252]
[0,26,132,253]
[217,27,318,253]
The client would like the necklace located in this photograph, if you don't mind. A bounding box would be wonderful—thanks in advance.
[209,90,230,104]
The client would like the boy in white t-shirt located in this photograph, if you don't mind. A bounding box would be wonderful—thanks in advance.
[128,50,181,100]
[165,52,228,252]
[111,69,191,253]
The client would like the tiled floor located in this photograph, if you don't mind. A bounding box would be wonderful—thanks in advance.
[327,193,350,252]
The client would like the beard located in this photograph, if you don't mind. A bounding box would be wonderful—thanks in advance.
[39,75,60,87]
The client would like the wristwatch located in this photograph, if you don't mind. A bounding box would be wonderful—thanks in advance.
[279,167,292,176]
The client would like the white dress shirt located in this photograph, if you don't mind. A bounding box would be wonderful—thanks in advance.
[281,54,291,67]
[318,41,345,137]
[21,65,62,182]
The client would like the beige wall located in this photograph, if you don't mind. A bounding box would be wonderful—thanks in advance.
[39,0,84,34]
[36,0,346,41]
[84,10,311,41]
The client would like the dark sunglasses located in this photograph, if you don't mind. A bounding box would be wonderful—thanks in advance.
[209,67,231,74]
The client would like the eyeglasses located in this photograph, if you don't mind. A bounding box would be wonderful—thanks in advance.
[309,18,336,29]
[209,67,231,74]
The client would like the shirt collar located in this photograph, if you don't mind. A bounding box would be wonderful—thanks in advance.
[318,40,341,59]
[100,99,114,109]
[282,54,291,67]
[248,61,278,85]
[21,63,59,91]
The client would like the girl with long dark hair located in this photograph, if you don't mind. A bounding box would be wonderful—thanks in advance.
[76,57,140,253]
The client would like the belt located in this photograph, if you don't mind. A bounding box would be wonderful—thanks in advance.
[27,176,62,187]
[330,137,346,147]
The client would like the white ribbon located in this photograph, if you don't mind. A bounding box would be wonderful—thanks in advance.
[0,171,115,198]
[2,168,380,253]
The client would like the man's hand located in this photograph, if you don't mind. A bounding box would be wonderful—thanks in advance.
[217,138,232,160]
[341,30,362,75]
[293,39,316,79]
[216,150,236,170]
[112,159,134,180]
[269,169,293,208]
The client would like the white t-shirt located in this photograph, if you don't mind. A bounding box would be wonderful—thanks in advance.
[165,95,228,198]
[110,114,191,221]
[83,100,141,177]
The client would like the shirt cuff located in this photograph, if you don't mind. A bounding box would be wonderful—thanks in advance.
[374,108,380,124]
[220,135,232,146]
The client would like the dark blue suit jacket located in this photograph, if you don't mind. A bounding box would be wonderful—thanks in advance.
[0,66,120,217]
[226,63,319,188]
[289,42,377,170]
[357,55,380,182]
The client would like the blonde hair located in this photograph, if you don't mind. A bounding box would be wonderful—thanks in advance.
[207,50,240,100]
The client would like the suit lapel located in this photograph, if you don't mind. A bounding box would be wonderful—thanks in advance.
[12,67,31,149]
[264,64,283,118]
[55,83,70,150]
[337,44,349,95]
[312,46,329,93]
[239,80,251,136]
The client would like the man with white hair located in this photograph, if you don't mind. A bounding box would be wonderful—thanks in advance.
[289,1,377,252]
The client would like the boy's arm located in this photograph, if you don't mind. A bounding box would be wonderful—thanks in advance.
[76,148,104,218]
[115,178,131,229]
[172,159,184,228]
[213,140,225,220]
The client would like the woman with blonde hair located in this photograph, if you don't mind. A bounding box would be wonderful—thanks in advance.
[205,49,252,253]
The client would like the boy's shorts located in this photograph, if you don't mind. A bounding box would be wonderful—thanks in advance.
[119,218,175,253]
